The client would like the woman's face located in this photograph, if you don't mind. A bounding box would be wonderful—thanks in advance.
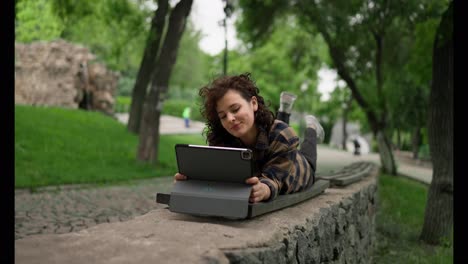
[216,89,258,144]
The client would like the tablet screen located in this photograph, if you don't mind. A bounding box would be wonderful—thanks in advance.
[175,144,254,183]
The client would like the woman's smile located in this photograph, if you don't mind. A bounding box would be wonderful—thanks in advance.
[216,89,258,145]
[230,123,241,131]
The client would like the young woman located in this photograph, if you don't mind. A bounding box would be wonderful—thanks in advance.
[174,73,324,203]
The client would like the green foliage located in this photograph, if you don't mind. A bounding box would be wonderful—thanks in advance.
[15,0,64,42]
[386,17,441,135]
[418,144,431,160]
[228,16,329,113]
[235,0,448,164]
[236,0,291,47]
[15,105,206,188]
[16,0,214,100]
[315,85,371,143]
[169,21,215,94]
[114,96,131,113]
[117,75,136,97]
[392,131,414,151]
[374,174,453,263]
[162,99,204,122]
[61,0,149,72]
[16,0,152,73]
[371,139,379,153]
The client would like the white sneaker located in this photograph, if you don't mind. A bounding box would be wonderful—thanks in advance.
[279,92,297,114]
[305,115,325,143]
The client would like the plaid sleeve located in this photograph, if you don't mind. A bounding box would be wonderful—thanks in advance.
[258,124,299,201]
[259,175,279,201]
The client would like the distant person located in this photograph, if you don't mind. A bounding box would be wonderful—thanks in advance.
[182,107,191,128]
[174,73,325,203]
[353,137,361,156]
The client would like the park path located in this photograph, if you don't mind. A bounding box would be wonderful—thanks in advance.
[115,113,206,135]
[15,114,433,240]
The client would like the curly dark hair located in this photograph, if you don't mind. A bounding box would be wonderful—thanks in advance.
[199,73,275,146]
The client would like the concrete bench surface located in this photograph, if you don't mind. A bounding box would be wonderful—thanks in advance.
[15,164,378,264]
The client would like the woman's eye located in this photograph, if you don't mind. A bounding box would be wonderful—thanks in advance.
[219,115,226,120]
[232,107,240,113]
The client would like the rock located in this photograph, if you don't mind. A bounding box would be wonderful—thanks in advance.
[15,39,119,116]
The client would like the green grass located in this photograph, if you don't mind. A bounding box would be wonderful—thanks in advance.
[114,96,131,113]
[15,105,206,189]
[373,174,453,263]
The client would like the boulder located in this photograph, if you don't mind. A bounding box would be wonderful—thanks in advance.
[15,39,119,116]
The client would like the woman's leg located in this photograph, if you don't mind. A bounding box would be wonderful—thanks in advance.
[300,128,318,187]
[277,91,297,124]
[276,111,290,124]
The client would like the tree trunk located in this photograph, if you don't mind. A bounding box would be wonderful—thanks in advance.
[420,1,453,245]
[377,130,397,175]
[342,95,353,150]
[396,128,401,150]
[342,116,347,150]
[411,126,421,159]
[371,29,398,175]
[137,0,193,163]
[137,89,162,162]
[127,0,169,134]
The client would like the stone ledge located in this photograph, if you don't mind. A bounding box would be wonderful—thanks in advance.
[15,164,378,264]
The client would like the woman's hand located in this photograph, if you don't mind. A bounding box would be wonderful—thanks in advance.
[173,173,187,184]
[245,176,271,203]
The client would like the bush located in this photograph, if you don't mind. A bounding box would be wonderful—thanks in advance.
[418,144,431,160]
[162,99,204,122]
[371,139,379,152]
[114,96,131,113]
[117,76,135,97]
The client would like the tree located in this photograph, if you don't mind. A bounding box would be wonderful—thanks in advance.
[45,0,151,74]
[420,1,453,245]
[169,21,214,97]
[127,0,169,134]
[386,16,441,158]
[137,0,193,163]
[228,15,328,115]
[27,0,200,164]
[15,0,64,43]
[236,0,446,175]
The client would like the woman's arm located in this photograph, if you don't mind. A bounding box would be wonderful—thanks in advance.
[245,176,271,203]
[257,125,299,201]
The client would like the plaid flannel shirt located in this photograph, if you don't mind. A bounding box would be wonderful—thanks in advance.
[213,120,313,201]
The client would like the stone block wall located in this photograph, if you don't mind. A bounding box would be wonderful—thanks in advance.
[15,166,378,264]
[224,182,378,264]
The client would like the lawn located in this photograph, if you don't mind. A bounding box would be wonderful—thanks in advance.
[373,174,453,263]
[15,105,206,189]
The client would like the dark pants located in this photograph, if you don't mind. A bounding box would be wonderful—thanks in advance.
[276,111,317,187]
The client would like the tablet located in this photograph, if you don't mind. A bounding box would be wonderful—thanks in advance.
[175,144,254,183]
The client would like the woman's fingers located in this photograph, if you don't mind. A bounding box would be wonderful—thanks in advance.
[249,182,271,203]
[245,176,259,185]
[251,183,261,192]
[249,182,266,203]
[247,178,262,202]
[173,173,187,183]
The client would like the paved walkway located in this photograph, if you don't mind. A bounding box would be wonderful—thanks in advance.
[115,113,206,135]
[15,114,433,240]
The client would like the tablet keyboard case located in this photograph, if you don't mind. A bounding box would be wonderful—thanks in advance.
[170,144,254,219]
